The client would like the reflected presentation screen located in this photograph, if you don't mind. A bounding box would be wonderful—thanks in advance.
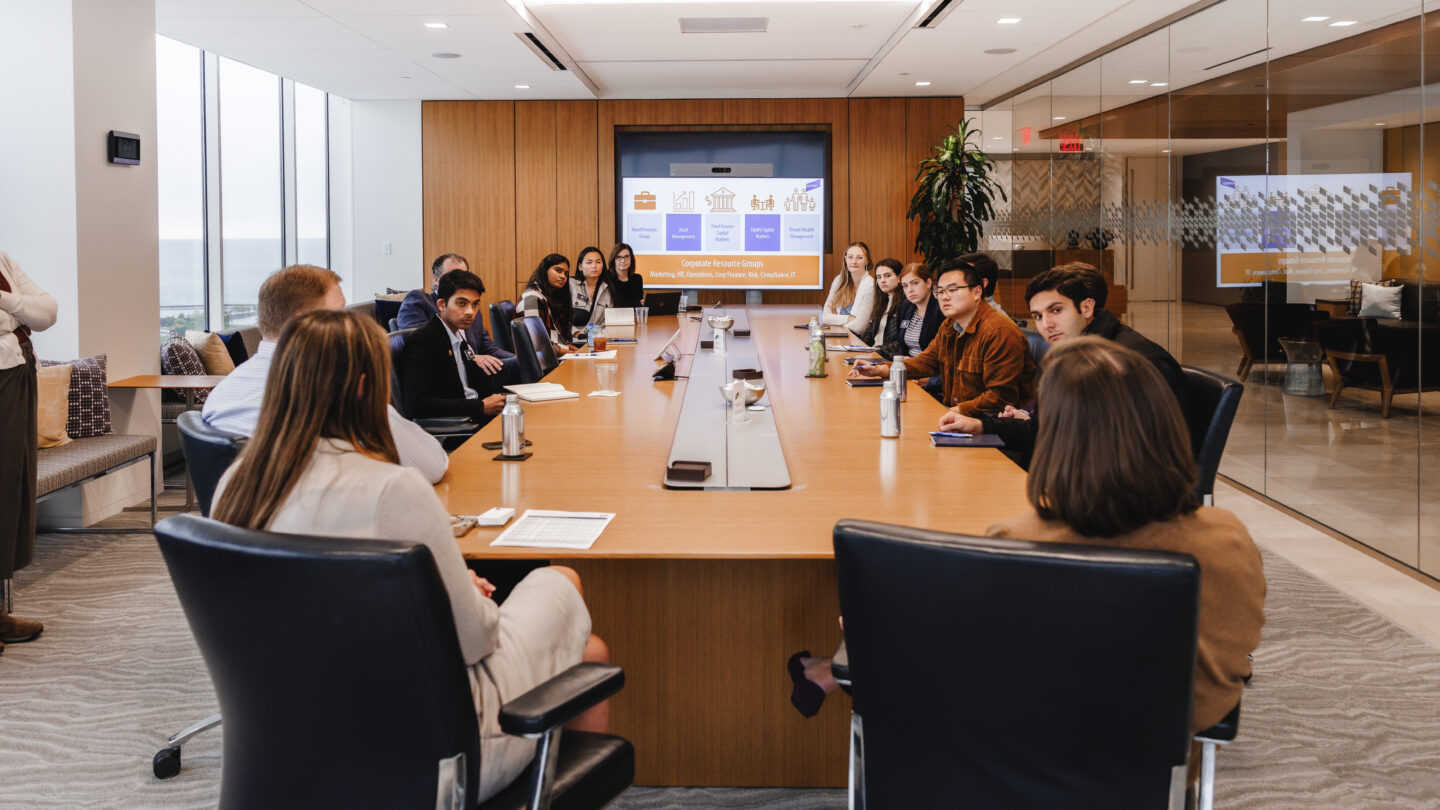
[620,177,825,290]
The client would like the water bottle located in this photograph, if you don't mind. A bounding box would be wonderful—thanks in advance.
[585,323,596,353]
[501,395,524,456]
[808,315,822,342]
[880,381,901,437]
[890,354,907,402]
[808,327,827,377]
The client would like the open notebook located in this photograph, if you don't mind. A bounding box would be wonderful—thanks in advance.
[503,382,580,402]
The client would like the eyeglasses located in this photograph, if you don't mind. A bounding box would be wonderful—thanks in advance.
[935,284,975,298]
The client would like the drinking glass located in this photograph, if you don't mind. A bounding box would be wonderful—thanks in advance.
[636,306,649,327]
[596,362,619,394]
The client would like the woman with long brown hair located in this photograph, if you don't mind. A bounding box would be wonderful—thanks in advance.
[519,253,578,354]
[212,309,609,802]
[987,337,1264,768]
[821,240,876,334]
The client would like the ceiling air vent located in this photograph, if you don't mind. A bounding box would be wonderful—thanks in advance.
[516,32,567,71]
[679,17,768,34]
[916,0,961,29]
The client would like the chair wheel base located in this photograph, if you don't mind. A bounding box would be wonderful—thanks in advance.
[153,746,182,779]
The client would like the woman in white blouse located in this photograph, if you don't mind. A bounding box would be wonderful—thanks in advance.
[212,309,609,803]
[821,241,877,334]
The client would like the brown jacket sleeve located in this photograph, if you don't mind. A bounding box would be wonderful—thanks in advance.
[901,330,946,379]
[952,324,1033,416]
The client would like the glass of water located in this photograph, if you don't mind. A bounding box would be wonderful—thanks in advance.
[636,306,649,327]
[596,362,619,394]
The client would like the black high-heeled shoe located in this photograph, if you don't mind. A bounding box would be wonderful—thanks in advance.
[787,650,826,718]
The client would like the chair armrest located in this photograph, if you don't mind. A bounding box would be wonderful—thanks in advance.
[1195,700,1241,743]
[831,639,851,688]
[499,663,624,738]
[413,417,479,436]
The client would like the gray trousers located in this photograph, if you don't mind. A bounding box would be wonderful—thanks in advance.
[0,342,38,580]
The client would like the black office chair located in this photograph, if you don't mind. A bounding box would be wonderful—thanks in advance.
[1180,365,1244,506]
[832,519,1200,809]
[490,301,518,354]
[152,514,633,809]
[511,316,559,384]
[387,328,479,444]
[388,316,400,332]
[175,411,246,518]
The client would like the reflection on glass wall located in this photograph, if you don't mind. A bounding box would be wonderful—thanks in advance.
[976,0,1439,577]
[155,36,204,335]
[295,82,329,269]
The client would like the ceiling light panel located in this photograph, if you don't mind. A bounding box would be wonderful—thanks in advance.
[679,17,768,33]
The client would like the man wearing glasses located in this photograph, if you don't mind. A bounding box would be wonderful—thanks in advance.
[848,257,1036,426]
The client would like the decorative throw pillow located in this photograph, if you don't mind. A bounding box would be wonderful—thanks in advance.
[185,330,236,375]
[1358,282,1404,319]
[41,354,112,439]
[1349,278,1402,316]
[374,297,403,327]
[161,331,209,404]
[37,363,72,448]
[216,330,250,366]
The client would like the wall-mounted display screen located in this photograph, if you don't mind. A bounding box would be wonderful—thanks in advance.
[1215,172,1411,286]
[620,176,825,290]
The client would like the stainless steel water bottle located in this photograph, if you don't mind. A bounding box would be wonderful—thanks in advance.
[889,354,907,402]
[880,380,901,437]
[501,395,524,456]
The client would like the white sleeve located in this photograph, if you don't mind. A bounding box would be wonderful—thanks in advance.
[844,276,876,334]
[387,405,449,484]
[820,275,846,326]
[377,469,499,666]
[0,252,59,333]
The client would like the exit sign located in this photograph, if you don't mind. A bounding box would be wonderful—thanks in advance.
[1058,127,1083,152]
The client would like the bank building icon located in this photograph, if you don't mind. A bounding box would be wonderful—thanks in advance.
[705,187,737,212]
[673,190,695,212]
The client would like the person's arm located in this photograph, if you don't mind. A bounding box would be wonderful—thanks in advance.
[901,331,945,379]
[395,291,433,331]
[386,405,449,484]
[401,333,487,421]
[0,253,58,333]
[950,327,1032,416]
[840,276,875,335]
[819,276,847,325]
[377,471,500,666]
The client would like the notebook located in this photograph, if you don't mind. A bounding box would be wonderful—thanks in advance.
[604,308,635,326]
[504,382,580,402]
[844,377,885,388]
[929,432,1005,448]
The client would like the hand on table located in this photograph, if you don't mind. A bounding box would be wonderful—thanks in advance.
[482,394,506,416]
[846,362,889,380]
[937,410,983,434]
[999,405,1030,421]
[475,354,505,374]
[469,570,497,599]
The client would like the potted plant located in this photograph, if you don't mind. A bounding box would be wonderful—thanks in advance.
[907,118,1007,265]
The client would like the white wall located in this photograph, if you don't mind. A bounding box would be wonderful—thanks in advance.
[346,100,424,299]
[0,0,80,362]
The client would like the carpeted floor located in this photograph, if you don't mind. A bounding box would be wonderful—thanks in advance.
[1,480,1438,809]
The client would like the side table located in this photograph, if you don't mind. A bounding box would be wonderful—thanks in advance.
[109,375,227,512]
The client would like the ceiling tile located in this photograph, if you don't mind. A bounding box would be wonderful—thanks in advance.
[582,58,868,97]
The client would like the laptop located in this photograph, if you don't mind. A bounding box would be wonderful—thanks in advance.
[644,290,681,316]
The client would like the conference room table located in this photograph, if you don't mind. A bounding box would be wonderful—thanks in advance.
[437,305,1031,787]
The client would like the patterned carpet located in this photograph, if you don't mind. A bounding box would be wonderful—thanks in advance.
[1,484,1437,808]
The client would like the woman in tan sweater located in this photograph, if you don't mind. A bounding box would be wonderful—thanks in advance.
[987,336,1265,739]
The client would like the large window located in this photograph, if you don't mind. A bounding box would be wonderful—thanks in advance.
[154,37,331,332]
[155,37,205,335]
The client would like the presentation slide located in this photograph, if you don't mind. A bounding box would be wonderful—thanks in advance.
[620,177,825,290]
[1215,172,1410,287]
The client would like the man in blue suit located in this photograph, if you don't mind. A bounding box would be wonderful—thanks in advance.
[398,253,517,384]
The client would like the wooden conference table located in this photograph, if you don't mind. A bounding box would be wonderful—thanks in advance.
[437,306,1031,787]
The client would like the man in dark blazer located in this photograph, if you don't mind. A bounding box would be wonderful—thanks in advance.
[401,269,507,423]
[398,253,515,363]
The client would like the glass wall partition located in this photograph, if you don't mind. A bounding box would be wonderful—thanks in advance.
[155,36,205,336]
[979,0,1440,579]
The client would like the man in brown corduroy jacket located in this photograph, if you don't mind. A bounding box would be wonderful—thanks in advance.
[849,258,1036,422]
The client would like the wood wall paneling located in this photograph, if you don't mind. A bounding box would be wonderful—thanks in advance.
[903,98,968,265]
[556,100,600,265]
[422,101,516,303]
[514,101,559,299]
[847,98,908,276]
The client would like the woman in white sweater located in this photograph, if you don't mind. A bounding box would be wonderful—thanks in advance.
[822,241,877,334]
[212,309,608,803]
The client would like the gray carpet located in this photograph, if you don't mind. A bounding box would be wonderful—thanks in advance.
[1,485,1438,808]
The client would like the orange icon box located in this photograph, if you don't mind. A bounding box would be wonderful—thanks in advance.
[634,191,656,210]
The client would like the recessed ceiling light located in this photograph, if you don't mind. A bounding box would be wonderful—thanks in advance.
[1375,122,1386,126]
[1161,149,1171,153]
[1150,82,1168,87]
[1128,79,1147,84]
[515,84,530,89]
[424,21,448,29]
[1053,116,1066,121]
[1012,148,1020,152]
[992,136,1002,140]
[1329,20,1357,26]
[432,52,461,59]
[984,48,1017,55]
[851,23,866,29]
[997,17,1021,24]
[915,81,931,86]
[1302,16,1330,22]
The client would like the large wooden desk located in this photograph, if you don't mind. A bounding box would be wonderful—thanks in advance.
[438,306,1031,786]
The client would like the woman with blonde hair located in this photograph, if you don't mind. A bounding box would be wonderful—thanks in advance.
[821,241,876,334]
[212,309,609,802]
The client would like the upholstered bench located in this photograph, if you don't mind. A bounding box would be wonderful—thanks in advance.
[36,434,157,534]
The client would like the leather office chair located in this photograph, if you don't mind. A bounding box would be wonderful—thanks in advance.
[175,411,246,518]
[152,514,634,809]
[1180,366,1243,506]
[511,316,559,384]
[490,301,518,354]
[831,519,1200,810]
[388,317,400,332]
[387,327,479,445]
